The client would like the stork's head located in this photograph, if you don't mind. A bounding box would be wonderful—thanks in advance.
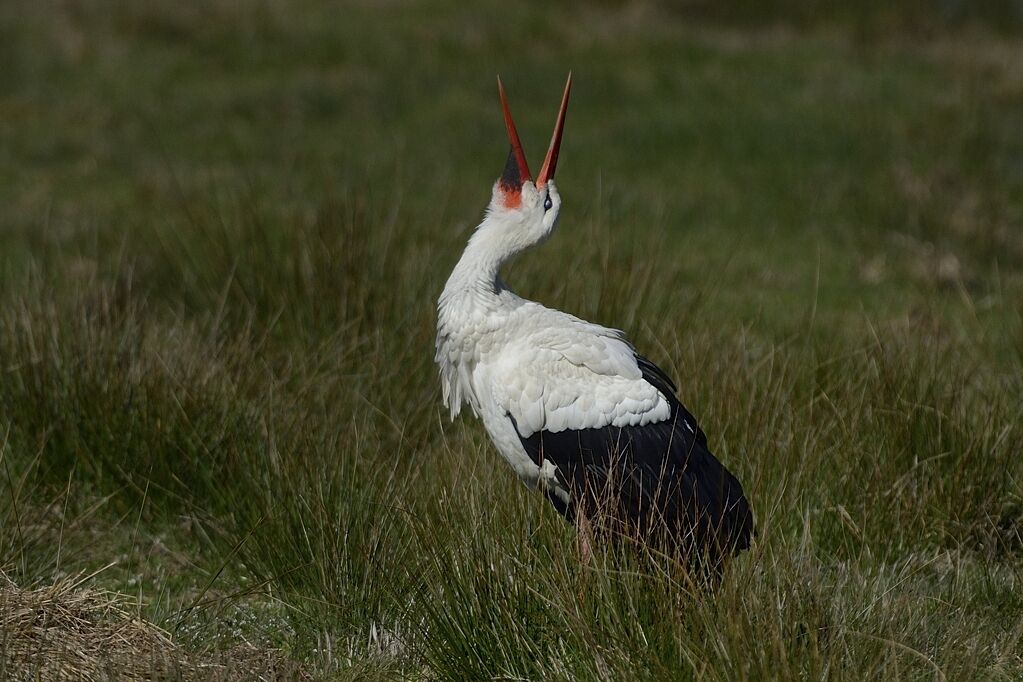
[484,74,572,247]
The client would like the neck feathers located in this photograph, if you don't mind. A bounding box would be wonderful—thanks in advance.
[436,214,527,419]
[440,217,523,304]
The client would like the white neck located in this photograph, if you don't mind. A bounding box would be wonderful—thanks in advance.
[440,219,528,307]
[435,216,529,419]
[435,182,560,419]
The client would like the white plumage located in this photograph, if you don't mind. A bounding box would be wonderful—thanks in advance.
[435,75,752,560]
[437,258,670,499]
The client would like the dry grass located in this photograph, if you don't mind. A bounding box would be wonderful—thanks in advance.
[0,570,307,681]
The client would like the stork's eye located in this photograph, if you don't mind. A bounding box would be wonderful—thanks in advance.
[543,194,553,211]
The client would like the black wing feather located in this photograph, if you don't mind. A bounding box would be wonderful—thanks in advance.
[515,354,753,561]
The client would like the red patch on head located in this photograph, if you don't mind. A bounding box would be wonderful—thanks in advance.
[500,186,522,209]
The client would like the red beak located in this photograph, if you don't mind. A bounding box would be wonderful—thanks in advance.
[498,76,532,186]
[496,74,572,194]
[536,73,572,187]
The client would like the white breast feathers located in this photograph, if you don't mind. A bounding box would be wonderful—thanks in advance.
[487,309,671,438]
[437,299,672,438]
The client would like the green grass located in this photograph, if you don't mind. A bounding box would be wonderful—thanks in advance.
[2,0,1023,678]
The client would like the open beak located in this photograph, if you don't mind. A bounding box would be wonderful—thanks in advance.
[537,73,572,187]
[497,74,572,191]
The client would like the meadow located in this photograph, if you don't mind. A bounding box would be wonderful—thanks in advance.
[1,1,1022,679]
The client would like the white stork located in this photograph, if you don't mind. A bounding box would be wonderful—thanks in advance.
[435,75,753,565]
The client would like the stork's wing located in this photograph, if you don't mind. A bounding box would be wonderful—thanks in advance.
[489,323,673,438]
[489,317,752,560]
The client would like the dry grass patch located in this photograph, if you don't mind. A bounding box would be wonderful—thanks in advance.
[0,571,307,681]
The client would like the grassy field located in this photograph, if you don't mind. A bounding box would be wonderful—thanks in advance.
[2,0,1023,679]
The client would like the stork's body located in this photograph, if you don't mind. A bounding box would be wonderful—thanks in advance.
[436,77,752,562]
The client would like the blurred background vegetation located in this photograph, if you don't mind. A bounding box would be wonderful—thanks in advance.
[1,1,1022,679]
